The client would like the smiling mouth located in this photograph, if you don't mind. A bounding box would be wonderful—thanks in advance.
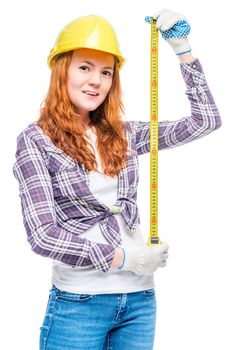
[82,91,99,97]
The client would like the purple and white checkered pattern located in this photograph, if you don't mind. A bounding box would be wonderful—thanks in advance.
[13,59,221,273]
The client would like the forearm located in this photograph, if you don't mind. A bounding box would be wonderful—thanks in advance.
[159,58,222,149]
[111,248,125,268]
[178,51,195,63]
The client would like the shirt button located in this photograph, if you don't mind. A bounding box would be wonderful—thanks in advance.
[193,64,197,68]
[125,226,135,233]
[110,205,121,214]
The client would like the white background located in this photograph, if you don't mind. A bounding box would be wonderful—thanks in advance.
[1,0,233,349]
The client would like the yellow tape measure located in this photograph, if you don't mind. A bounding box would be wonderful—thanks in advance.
[145,17,160,246]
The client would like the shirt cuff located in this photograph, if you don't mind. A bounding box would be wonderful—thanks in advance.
[180,58,207,88]
[89,242,116,273]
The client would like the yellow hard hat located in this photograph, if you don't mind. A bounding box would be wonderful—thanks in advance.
[48,15,125,70]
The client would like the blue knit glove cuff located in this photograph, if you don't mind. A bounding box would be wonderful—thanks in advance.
[117,248,126,270]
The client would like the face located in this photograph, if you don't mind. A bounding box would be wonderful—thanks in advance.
[67,48,115,118]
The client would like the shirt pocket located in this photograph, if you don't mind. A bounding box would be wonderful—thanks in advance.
[43,144,78,173]
[43,144,87,199]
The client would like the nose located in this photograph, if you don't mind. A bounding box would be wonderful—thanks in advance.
[88,70,101,87]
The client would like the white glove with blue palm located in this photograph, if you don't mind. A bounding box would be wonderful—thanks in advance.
[152,8,192,56]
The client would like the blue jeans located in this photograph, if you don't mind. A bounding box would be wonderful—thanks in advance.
[39,284,157,350]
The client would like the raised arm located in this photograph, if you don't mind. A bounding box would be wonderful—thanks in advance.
[129,56,221,155]
[131,9,221,155]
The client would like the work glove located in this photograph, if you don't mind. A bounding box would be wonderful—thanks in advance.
[119,241,169,275]
[152,8,192,56]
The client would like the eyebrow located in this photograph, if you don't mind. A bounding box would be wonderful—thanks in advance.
[80,60,114,70]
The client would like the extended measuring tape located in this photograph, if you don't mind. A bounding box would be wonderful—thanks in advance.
[145,16,160,247]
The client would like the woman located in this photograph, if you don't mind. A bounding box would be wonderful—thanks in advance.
[12,9,221,350]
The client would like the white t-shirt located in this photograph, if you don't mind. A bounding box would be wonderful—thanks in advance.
[51,126,155,294]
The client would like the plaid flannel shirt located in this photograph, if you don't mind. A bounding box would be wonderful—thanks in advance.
[12,58,221,272]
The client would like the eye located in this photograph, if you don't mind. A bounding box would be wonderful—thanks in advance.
[79,65,89,71]
[79,66,112,77]
[103,71,112,76]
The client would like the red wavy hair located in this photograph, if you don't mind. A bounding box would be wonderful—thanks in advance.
[37,51,131,177]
